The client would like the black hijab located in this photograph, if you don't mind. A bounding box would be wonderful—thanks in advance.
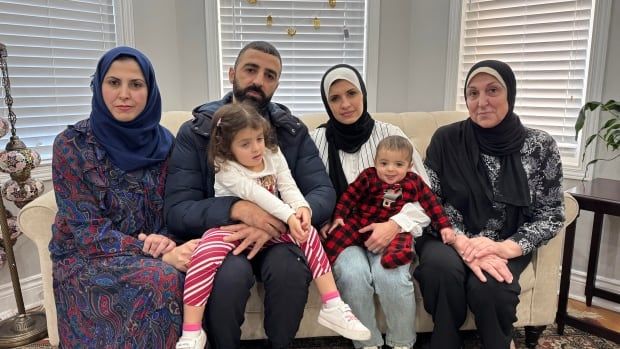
[425,60,531,238]
[319,64,375,197]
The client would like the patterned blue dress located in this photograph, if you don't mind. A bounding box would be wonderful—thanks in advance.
[50,119,183,348]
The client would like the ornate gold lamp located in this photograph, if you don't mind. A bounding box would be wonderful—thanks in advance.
[0,42,47,348]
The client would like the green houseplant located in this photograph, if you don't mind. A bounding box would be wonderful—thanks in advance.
[574,99,620,175]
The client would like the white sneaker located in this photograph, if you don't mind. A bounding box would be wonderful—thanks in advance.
[318,301,371,341]
[175,329,207,349]
[393,346,409,349]
[362,347,379,349]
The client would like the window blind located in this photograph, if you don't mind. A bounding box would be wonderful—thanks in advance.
[456,0,594,166]
[0,0,117,163]
[219,0,367,116]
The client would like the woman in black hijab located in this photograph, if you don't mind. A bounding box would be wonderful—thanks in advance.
[311,64,430,349]
[414,60,565,349]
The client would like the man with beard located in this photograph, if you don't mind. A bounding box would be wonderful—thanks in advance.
[164,41,336,349]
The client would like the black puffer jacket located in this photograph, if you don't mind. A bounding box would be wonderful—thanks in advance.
[164,93,336,240]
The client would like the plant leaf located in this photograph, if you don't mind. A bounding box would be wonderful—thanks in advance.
[602,99,620,112]
[584,133,599,148]
[575,101,603,139]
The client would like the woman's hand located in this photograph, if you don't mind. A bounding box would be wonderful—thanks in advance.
[461,236,522,261]
[161,239,200,272]
[473,239,523,260]
[440,227,457,245]
[361,220,401,254]
[465,254,513,284]
[138,233,176,258]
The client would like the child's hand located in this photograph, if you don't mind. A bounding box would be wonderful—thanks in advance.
[326,218,345,236]
[288,215,309,243]
[295,207,312,231]
[440,227,457,245]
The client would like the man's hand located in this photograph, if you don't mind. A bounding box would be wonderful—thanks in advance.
[230,200,286,237]
[221,223,272,259]
[465,254,513,283]
[361,220,401,254]
[138,233,176,258]
[161,239,200,272]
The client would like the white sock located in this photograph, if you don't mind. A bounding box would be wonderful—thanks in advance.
[324,296,343,308]
[181,329,201,338]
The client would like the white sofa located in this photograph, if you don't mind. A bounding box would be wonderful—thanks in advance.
[18,110,578,347]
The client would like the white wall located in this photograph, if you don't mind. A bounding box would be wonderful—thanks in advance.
[132,0,183,111]
[2,0,619,316]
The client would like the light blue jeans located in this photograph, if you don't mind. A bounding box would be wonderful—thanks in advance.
[332,246,416,348]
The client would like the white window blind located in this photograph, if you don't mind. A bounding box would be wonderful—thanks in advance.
[219,0,367,116]
[456,0,594,166]
[0,0,117,163]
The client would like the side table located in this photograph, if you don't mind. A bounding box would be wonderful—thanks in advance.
[556,178,620,343]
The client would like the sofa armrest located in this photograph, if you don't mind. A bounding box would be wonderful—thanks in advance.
[527,192,578,325]
[17,190,59,346]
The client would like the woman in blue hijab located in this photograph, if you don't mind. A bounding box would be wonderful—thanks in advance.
[50,46,198,347]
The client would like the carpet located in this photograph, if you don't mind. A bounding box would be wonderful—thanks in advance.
[238,324,619,348]
[15,324,619,348]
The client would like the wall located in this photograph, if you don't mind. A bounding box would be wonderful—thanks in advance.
[132,0,183,111]
[2,0,619,317]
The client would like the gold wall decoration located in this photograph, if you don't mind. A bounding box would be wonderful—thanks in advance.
[266,15,273,26]
[287,27,297,37]
[328,0,336,8]
[247,0,257,4]
[313,17,321,29]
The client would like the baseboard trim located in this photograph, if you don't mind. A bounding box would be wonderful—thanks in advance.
[569,270,620,312]
[0,275,44,320]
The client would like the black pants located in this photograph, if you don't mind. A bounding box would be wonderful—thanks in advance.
[204,243,312,349]
[413,234,531,349]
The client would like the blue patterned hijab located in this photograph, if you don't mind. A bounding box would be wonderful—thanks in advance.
[90,46,173,172]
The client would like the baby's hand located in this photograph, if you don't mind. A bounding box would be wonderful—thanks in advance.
[288,215,309,243]
[295,207,312,231]
[440,227,457,245]
[326,218,345,236]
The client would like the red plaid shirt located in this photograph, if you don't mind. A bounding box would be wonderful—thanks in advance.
[324,167,451,268]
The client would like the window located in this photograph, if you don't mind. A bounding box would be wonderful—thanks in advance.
[214,0,371,115]
[447,0,610,177]
[0,0,123,171]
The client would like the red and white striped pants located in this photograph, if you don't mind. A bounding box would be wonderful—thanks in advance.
[183,226,331,306]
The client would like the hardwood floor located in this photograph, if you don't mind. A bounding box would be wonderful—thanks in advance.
[567,298,620,333]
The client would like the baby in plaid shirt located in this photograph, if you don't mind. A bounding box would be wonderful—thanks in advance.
[324,135,457,268]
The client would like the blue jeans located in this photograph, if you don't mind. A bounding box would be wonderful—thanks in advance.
[332,246,416,348]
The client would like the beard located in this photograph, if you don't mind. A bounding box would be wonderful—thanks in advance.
[232,78,273,111]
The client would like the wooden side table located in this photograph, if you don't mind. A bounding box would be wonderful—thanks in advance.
[556,178,620,343]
